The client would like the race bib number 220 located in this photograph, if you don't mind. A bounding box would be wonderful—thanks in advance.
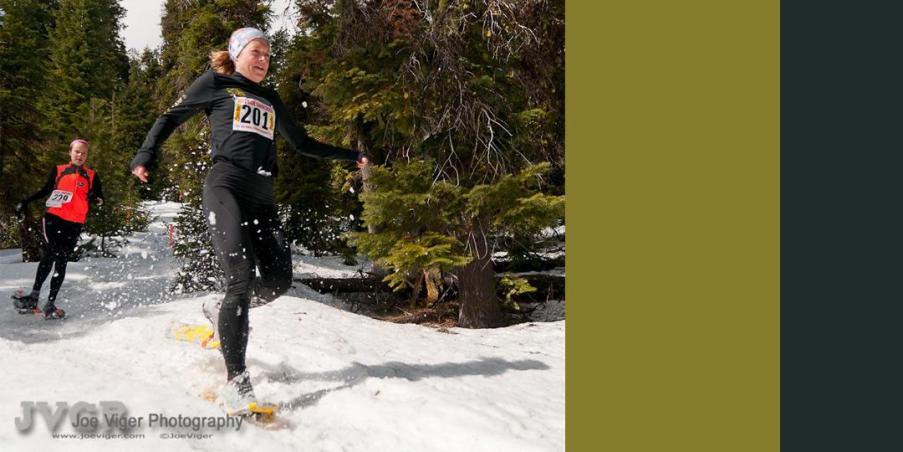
[232,97,275,140]
[46,190,73,208]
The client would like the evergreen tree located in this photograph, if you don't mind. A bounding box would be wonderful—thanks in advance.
[0,0,57,201]
[35,0,142,256]
[290,0,566,327]
[271,28,362,257]
[76,49,161,255]
[0,0,58,260]
[76,97,145,256]
[40,0,129,147]
[348,160,563,327]
[118,49,170,200]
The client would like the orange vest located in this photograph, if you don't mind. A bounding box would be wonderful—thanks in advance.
[46,164,95,224]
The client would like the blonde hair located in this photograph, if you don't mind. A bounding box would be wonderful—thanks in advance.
[209,50,235,75]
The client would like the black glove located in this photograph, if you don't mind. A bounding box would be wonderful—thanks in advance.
[14,201,25,218]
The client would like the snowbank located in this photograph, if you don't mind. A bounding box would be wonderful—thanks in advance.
[0,202,564,451]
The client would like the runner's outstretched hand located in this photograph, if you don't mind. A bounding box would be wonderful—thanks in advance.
[132,165,150,183]
[356,153,370,169]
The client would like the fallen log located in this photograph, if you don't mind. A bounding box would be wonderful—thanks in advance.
[493,256,565,273]
[293,276,385,293]
[294,273,564,301]
[514,274,565,301]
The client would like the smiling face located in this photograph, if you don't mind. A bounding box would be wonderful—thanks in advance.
[234,39,270,83]
[70,142,89,166]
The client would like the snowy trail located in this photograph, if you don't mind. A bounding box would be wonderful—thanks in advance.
[0,202,181,344]
[0,202,564,451]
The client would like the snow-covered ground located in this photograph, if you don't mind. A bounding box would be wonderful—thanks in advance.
[292,253,371,279]
[0,202,564,451]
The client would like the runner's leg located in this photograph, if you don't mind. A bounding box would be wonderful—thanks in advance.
[204,184,253,380]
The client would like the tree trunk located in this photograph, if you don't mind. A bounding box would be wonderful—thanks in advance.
[0,120,5,180]
[493,255,565,272]
[456,223,503,328]
[353,120,388,277]
[293,276,386,292]
[409,270,423,308]
[424,268,441,306]
[360,163,374,232]
[293,273,562,300]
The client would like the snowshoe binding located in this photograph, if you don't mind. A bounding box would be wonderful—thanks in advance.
[12,290,40,315]
[214,371,278,423]
[219,371,257,414]
[42,304,65,320]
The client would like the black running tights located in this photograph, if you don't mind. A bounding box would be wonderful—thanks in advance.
[33,213,82,304]
[203,184,292,380]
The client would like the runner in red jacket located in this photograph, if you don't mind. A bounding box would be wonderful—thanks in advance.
[14,139,104,319]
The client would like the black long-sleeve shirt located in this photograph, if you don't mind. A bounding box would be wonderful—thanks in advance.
[23,166,104,205]
[129,70,360,177]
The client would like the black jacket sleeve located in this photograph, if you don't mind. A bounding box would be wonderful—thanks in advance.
[88,172,104,202]
[21,167,57,204]
[272,94,361,162]
[130,71,217,171]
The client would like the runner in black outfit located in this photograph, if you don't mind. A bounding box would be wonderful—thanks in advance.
[14,139,104,318]
[130,27,368,414]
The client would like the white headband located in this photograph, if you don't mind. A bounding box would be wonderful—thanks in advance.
[69,139,90,149]
[228,28,269,61]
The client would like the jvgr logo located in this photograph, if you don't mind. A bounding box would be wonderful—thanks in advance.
[15,401,130,434]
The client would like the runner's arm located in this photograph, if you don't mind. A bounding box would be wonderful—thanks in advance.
[89,173,104,205]
[272,95,362,162]
[21,167,57,204]
[130,71,217,171]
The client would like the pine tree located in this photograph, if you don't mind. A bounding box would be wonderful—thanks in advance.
[40,0,129,146]
[117,49,169,200]
[76,97,147,256]
[290,0,566,327]
[76,49,161,255]
[348,160,564,326]
[270,29,363,257]
[0,0,57,199]
[0,0,58,260]
[33,0,142,257]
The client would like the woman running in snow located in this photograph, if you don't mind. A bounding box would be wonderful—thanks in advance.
[14,139,105,319]
[130,27,368,414]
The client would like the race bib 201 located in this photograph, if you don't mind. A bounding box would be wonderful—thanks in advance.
[46,190,73,208]
[232,96,275,140]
